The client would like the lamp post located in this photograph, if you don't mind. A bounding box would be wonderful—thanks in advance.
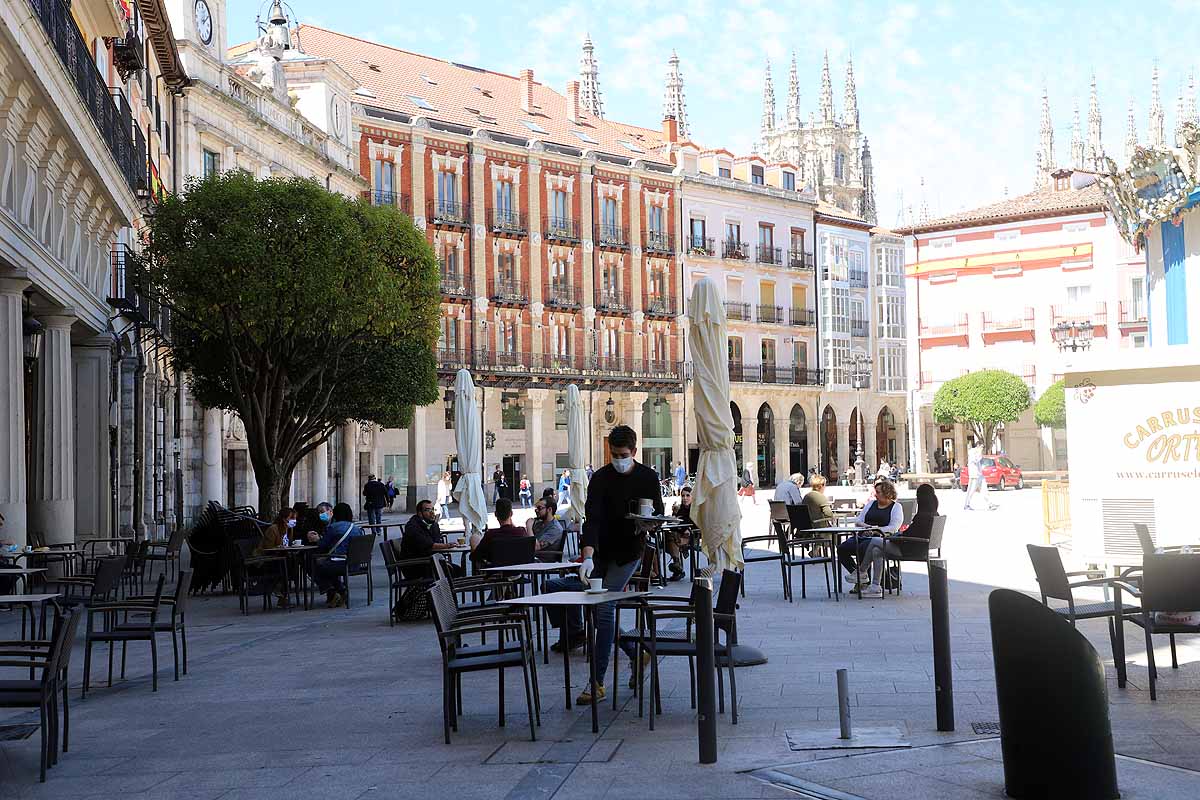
[1052,320,1094,353]
[850,353,873,485]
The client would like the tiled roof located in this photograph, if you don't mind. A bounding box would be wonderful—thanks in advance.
[814,200,867,224]
[287,25,670,162]
[906,182,1106,233]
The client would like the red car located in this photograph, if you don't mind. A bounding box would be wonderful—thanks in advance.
[959,455,1024,490]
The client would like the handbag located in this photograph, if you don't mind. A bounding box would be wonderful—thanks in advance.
[394,585,431,621]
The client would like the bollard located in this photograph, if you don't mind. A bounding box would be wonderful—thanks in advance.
[694,576,717,764]
[929,558,954,732]
[836,669,852,739]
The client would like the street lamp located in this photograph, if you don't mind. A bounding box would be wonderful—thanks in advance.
[1052,320,1094,352]
[850,352,873,485]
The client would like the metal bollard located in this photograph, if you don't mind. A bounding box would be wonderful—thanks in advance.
[929,559,955,732]
[694,576,717,764]
[836,668,852,739]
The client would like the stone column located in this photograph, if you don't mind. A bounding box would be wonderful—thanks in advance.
[808,401,822,476]
[775,407,790,482]
[28,313,75,545]
[669,397,685,473]
[626,392,648,452]
[742,408,759,482]
[0,279,28,545]
[864,421,878,475]
[470,152,487,300]
[340,422,357,511]
[526,389,547,495]
[1040,425,1055,472]
[406,406,428,512]
[311,439,329,504]
[73,335,112,540]
[836,411,850,480]
[581,169,595,309]
[201,408,223,505]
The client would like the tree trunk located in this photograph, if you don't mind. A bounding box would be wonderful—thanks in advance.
[251,458,293,519]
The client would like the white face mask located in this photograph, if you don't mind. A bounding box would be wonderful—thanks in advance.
[612,456,634,474]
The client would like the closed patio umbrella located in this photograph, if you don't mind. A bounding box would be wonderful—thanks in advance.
[451,369,488,539]
[566,383,588,525]
[687,278,743,574]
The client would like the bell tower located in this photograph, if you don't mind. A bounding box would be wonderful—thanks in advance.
[167,0,228,58]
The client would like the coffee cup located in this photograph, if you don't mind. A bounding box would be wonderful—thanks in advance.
[589,577,603,592]
[24,545,33,553]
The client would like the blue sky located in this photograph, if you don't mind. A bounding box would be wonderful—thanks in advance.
[232,0,1198,226]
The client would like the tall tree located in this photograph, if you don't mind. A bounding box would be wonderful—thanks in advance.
[932,369,1031,450]
[1034,380,1067,428]
[142,172,440,514]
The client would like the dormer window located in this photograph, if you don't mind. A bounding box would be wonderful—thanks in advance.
[751,165,764,185]
[783,171,795,191]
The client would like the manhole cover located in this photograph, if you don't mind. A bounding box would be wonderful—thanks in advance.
[971,721,1001,735]
[0,724,38,741]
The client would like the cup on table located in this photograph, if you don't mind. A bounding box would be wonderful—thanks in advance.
[24,545,32,553]
[589,577,603,592]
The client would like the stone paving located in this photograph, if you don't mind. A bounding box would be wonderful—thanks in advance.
[0,487,1197,799]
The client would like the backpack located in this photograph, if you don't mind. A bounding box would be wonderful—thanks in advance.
[393,585,431,621]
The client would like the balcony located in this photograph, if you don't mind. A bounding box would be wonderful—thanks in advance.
[1118,301,1148,330]
[789,308,816,327]
[544,281,581,309]
[756,304,784,324]
[111,22,143,80]
[722,240,749,260]
[849,269,869,288]
[543,215,580,243]
[428,199,470,228]
[370,191,412,214]
[728,363,827,386]
[489,208,527,237]
[644,230,674,255]
[982,307,1035,343]
[850,318,869,338]
[645,295,677,318]
[918,315,970,347]
[491,276,529,306]
[756,245,783,266]
[788,250,814,271]
[29,0,142,194]
[1050,302,1108,336]
[106,244,145,322]
[687,235,715,256]
[439,267,471,300]
[596,287,631,314]
[595,224,629,250]
[724,301,751,321]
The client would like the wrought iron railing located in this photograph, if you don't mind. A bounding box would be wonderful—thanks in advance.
[596,288,631,313]
[788,250,814,270]
[596,223,629,249]
[757,304,784,324]
[491,277,529,303]
[724,301,751,321]
[644,230,674,254]
[428,199,469,226]
[688,235,715,256]
[789,308,816,327]
[756,245,783,265]
[544,281,581,308]
[489,208,527,235]
[645,295,676,317]
[722,240,749,260]
[543,215,580,242]
[371,191,412,213]
[438,267,471,298]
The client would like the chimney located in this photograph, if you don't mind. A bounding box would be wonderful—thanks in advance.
[567,80,581,123]
[520,69,535,114]
[662,115,678,144]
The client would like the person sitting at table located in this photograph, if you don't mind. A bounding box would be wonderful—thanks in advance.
[254,507,295,607]
[665,486,697,581]
[855,483,940,597]
[305,502,360,607]
[802,474,834,528]
[471,498,531,568]
[302,502,333,539]
[526,497,565,553]
[399,499,461,580]
[773,472,804,505]
[836,479,904,598]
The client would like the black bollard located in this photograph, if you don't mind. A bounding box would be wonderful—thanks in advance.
[694,576,717,764]
[989,589,1119,799]
[929,559,954,732]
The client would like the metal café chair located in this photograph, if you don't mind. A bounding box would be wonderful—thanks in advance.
[1115,553,1200,701]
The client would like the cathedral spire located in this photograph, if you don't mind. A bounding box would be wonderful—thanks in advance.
[663,49,690,139]
[1149,64,1165,148]
[1069,102,1084,169]
[1037,87,1054,185]
[843,54,859,128]
[818,50,834,123]
[760,60,776,141]
[1187,72,1198,127]
[786,51,800,127]
[1085,74,1103,170]
[1175,84,1186,145]
[1125,100,1139,162]
[860,136,876,223]
[579,34,604,118]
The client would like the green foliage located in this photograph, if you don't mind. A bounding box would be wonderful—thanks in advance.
[932,369,1031,448]
[1034,380,1067,428]
[141,171,439,509]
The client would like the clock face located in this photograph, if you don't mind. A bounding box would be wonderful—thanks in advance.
[195,0,213,45]
[331,99,344,136]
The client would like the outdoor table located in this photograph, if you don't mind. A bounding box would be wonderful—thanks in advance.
[262,545,319,609]
[627,514,682,587]
[0,567,47,594]
[501,590,650,732]
[793,524,881,599]
[359,523,398,542]
[0,593,61,640]
[6,549,84,578]
[80,537,133,574]
[482,561,579,661]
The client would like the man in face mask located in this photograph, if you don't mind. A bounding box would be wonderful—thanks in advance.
[544,425,663,704]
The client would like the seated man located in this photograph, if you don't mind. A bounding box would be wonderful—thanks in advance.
[305,502,361,607]
[665,486,697,581]
[802,474,834,528]
[773,472,804,505]
[399,499,461,580]
[526,497,565,554]
[470,498,531,568]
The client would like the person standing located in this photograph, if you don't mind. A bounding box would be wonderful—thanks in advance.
[436,471,453,519]
[384,476,397,511]
[963,443,997,511]
[673,460,687,494]
[491,465,505,505]
[518,476,533,508]
[362,474,388,525]
[585,464,594,481]
[544,425,662,703]
[557,469,571,505]
[739,465,757,504]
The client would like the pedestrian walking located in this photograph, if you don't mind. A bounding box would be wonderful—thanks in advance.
[363,474,388,524]
[963,443,997,511]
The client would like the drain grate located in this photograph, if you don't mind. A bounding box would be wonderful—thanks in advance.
[971,721,1001,735]
[0,724,38,741]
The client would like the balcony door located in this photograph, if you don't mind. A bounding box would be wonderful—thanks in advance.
[728,336,743,364]
[760,281,775,307]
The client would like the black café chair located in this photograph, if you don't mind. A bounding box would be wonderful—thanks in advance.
[741,511,790,600]
[231,538,286,614]
[119,569,194,681]
[381,540,437,625]
[339,533,377,608]
[82,575,167,696]
[142,527,187,584]
[883,515,947,595]
[784,504,833,601]
[1117,553,1200,701]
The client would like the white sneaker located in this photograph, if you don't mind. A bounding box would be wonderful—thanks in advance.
[860,584,883,598]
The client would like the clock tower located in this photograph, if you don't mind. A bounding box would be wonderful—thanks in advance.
[167,0,227,58]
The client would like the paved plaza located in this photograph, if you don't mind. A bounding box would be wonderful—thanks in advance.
[1,488,1198,799]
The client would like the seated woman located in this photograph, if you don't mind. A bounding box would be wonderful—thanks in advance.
[305,502,359,607]
[253,507,294,607]
[837,479,903,598]
[802,474,835,528]
[881,482,939,559]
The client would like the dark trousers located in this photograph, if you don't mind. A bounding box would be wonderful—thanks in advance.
[313,558,345,593]
[837,537,870,573]
[366,506,383,524]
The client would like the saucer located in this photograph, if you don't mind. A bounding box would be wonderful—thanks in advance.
[585,588,608,594]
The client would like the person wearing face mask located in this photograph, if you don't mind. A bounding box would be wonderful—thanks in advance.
[254,507,295,607]
[543,425,663,704]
